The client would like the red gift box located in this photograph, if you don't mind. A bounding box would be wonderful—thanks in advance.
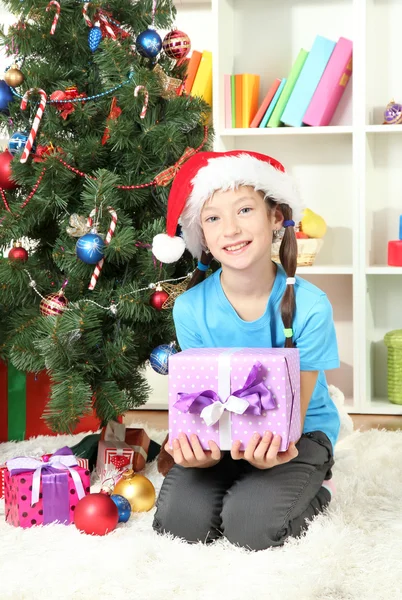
[96,421,150,476]
[3,448,91,528]
[0,361,100,441]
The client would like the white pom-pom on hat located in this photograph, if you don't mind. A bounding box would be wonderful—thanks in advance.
[152,150,304,263]
[152,233,186,264]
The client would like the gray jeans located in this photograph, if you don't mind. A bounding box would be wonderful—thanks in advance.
[153,430,334,551]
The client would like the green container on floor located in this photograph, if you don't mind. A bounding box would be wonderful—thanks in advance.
[384,329,402,405]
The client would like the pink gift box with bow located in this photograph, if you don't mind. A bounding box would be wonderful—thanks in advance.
[4,447,90,528]
[168,348,301,452]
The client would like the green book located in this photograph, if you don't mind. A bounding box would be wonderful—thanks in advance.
[267,49,309,128]
[231,74,236,128]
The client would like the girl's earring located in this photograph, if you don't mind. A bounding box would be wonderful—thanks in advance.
[273,229,280,239]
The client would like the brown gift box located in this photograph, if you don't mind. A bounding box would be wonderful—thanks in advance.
[96,421,150,476]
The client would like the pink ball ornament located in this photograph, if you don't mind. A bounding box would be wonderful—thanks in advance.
[74,493,119,536]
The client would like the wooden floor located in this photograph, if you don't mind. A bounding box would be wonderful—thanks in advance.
[124,410,402,433]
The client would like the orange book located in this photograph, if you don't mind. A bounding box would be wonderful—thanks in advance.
[250,78,281,127]
[242,73,260,127]
[235,74,243,128]
[184,50,202,94]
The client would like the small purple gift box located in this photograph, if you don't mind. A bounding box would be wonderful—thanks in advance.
[168,348,301,452]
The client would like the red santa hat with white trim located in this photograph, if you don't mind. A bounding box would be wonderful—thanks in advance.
[152,149,305,263]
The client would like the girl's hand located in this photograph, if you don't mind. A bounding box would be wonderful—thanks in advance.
[165,433,222,469]
[231,431,298,469]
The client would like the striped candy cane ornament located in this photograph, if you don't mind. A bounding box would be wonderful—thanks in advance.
[82,3,116,38]
[134,85,149,119]
[20,89,48,164]
[82,3,93,27]
[87,207,118,290]
[46,0,61,35]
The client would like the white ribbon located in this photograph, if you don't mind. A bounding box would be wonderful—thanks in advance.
[200,395,249,427]
[213,348,242,449]
[131,445,148,461]
[7,454,85,507]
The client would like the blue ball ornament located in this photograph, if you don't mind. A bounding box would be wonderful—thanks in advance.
[149,343,178,375]
[0,80,14,115]
[88,26,103,52]
[76,232,105,264]
[110,494,131,523]
[136,28,162,58]
[8,132,35,156]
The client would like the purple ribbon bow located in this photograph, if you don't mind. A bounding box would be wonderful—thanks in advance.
[174,361,276,425]
[6,446,85,525]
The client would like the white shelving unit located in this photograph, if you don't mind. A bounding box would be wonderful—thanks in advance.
[2,0,401,414]
[169,0,402,416]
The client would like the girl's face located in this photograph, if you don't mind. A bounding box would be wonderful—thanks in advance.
[200,186,283,271]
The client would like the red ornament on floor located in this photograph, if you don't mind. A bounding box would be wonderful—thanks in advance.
[8,242,28,262]
[74,493,119,536]
[150,286,169,310]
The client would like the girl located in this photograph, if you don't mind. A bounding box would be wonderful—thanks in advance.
[151,150,339,551]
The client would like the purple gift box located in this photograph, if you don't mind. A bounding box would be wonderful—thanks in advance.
[168,348,301,452]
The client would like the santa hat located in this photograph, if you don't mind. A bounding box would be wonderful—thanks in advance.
[152,149,304,263]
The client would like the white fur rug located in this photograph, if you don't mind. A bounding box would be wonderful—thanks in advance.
[0,390,401,600]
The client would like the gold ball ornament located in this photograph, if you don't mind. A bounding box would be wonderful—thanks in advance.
[4,65,25,88]
[113,469,155,512]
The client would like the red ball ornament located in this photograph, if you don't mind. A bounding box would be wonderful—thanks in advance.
[8,242,28,262]
[150,287,169,310]
[74,493,119,536]
[0,149,18,190]
[50,89,67,108]
[39,290,68,316]
[162,30,191,60]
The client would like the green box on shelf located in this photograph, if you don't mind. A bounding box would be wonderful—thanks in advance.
[384,330,402,405]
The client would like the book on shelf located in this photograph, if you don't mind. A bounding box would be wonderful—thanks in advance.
[224,74,232,128]
[235,73,243,127]
[303,37,353,127]
[191,50,212,107]
[184,50,202,94]
[250,78,281,127]
[242,73,260,127]
[281,35,336,128]
[259,79,286,128]
[267,48,309,128]
[231,75,236,128]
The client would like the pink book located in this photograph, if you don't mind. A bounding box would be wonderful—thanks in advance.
[224,74,232,128]
[303,37,353,127]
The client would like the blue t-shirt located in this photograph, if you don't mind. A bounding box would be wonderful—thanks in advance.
[172,264,340,450]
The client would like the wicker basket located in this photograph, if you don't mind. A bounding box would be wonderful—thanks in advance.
[384,330,402,405]
[271,238,324,267]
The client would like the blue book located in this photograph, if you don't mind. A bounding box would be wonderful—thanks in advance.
[281,35,336,127]
[259,79,287,128]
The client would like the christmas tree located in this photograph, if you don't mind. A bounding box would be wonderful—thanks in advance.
[0,0,211,433]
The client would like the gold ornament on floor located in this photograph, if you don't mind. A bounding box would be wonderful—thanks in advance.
[4,64,25,88]
[153,64,183,99]
[160,276,191,309]
[113,469,155,512]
